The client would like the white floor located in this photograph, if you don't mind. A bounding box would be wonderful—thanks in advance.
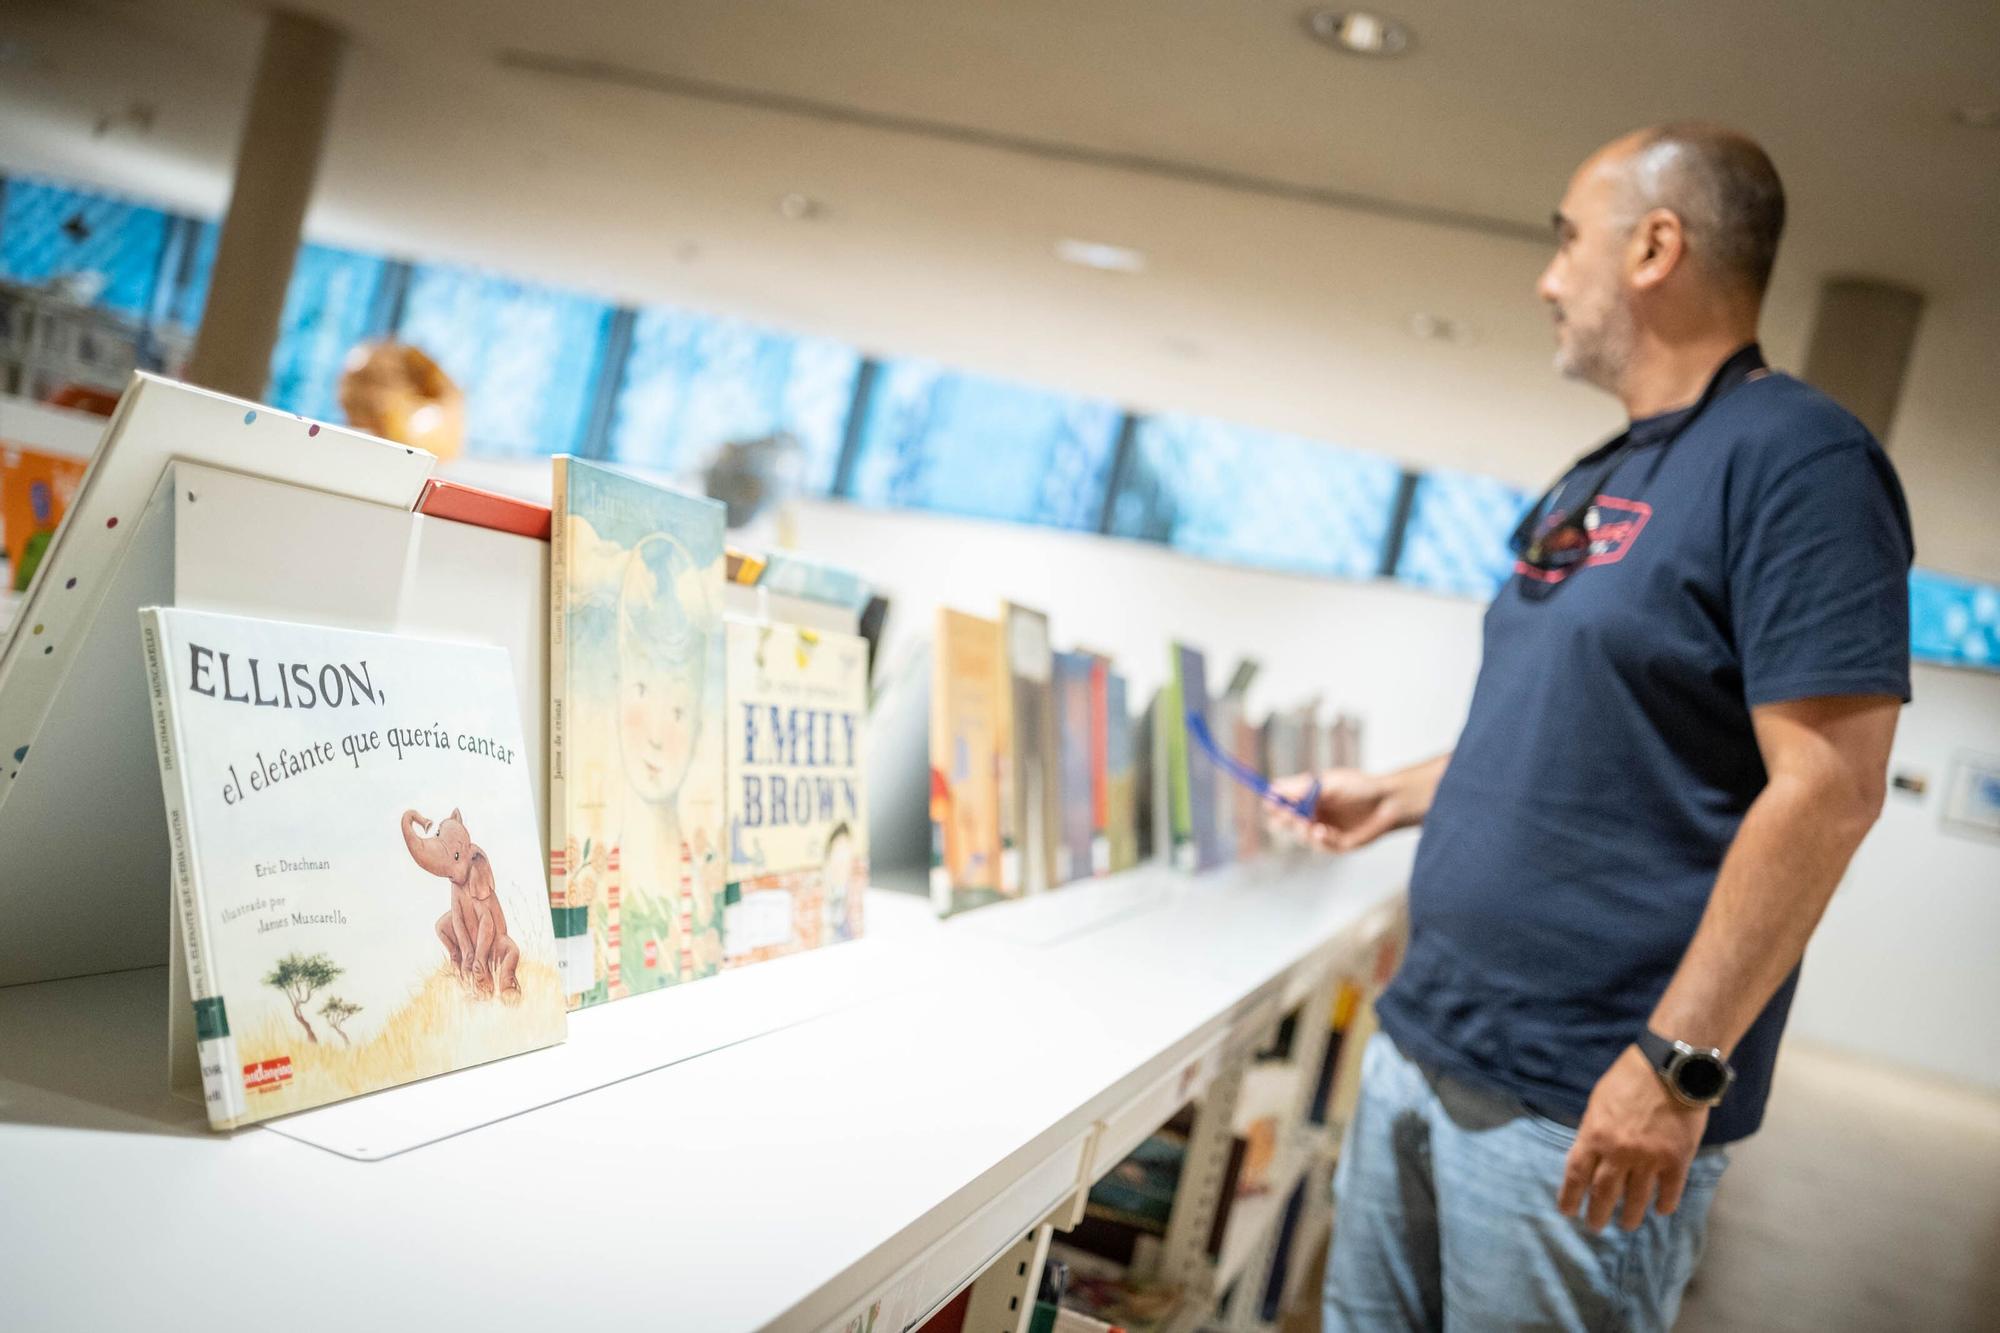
[1675,1041,2000,1333]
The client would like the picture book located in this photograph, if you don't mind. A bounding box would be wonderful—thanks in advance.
[1000,602,1058,895]
[550,458,727,1008]
[1102,670,1138,873]
[2,442,88,591]
[1233,711,1266,860]
[136,606,565,1130]
[929,607,1004,914]
[1052,649,1097,884]
[723,617,869,963]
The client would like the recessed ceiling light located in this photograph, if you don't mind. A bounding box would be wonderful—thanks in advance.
[1952,104,2000,129]
[1055,238,1147,274]
[776,192,826,221]
[1304,8,1412,57]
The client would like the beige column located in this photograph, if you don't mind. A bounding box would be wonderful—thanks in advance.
[184,9,347,402]
[1801,277,1926,447]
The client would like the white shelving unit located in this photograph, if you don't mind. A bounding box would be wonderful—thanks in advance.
[0,844,1409,1333]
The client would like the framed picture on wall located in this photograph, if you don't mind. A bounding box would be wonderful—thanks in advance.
[1940,750,2000,841]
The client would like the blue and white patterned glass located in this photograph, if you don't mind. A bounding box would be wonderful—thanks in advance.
[264,245,389,423]
[1397,468,1532,599]
[608,305,859,486]
[846,360,1121,530]
[397,263,611,458]
[1108,413,1402,579]
[1910,568,2000,673]
[0,176,170,318]
[164,220,221,331]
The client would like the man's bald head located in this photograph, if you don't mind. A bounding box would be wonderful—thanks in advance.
[1600,123,1787,297]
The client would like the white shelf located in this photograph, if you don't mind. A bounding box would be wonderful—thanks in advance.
[0,841,1410,1333]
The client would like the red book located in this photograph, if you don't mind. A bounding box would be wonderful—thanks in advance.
[415,478,552,541]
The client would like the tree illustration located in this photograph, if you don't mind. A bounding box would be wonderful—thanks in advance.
[319,995,362,1046]
[264,952,342,1044]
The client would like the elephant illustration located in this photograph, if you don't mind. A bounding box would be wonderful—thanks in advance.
[401,807,522,1001]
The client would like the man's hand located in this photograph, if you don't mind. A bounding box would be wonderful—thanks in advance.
[1558,1044,1708,1231]
[1267,753,1451,853]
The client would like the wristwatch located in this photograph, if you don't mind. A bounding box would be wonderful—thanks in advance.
[1637,1028,1735,1108]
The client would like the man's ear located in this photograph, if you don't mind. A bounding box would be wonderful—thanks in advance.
[1631,208,1685,289]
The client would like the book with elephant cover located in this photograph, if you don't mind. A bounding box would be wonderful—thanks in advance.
[723,616,869,964]
[136,605,565,1130]
[549,458,728,1008]
[929,607,1005,915]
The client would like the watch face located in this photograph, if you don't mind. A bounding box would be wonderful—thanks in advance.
[1677,1054,1728,1102]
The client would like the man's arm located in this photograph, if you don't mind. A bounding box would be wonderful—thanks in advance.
[1560,693,1900,1230]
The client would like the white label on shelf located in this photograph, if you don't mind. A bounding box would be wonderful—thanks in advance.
[724,891,795,957]
[1055,846,1074,883]
[1174,842,1197,874]
[1001,848,1022,894]
[1091,836,1110,876]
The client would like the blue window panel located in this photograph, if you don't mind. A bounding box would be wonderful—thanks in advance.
[1911,568,2000,673]
[0,177,169,319]
[164,220,222,331]
[847,361,1121,530]
[1397,468,1532,598]
[396,263,611,458]
[608,306,859,486]
[264,244,389,422]
[1109,414,1402,579]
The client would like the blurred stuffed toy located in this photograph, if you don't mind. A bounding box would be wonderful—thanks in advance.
[336,341,466,462]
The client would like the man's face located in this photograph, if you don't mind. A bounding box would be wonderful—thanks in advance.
[1537,151,1638,393]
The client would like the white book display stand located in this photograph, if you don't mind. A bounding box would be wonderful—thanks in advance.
[1,375,931,1159]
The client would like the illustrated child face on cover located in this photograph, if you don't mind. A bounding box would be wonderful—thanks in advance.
[616,533,709,806]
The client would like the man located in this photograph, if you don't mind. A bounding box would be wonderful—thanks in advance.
[1291,124,1913,1331]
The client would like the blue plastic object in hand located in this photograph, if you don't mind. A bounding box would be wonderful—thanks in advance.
[1185,710,1319,821]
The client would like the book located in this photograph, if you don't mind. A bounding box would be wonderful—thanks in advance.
[1088,656,1111,877]
[1170,643,1224,872]
[2,442,88,591]
[415,477,552,541]
[1232,711,1266,860]
[1053,649,1098,884]
[723,617,869,963]
[929,607,1005,914]
[1000,602,1059,895]
[549,457,727,1007]
[1102,671,1138,873]
[135,606,565,1129]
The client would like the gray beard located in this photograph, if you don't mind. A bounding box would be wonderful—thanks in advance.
[1554,303,1636,396]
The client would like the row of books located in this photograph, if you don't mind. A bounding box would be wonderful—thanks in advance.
[908,603,1364,917]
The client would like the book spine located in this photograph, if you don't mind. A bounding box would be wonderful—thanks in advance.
[546,462,582,999]
[140,610,246,1129]
[928,611,952,916]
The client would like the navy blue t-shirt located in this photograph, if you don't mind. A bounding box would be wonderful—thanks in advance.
[1376,361,1913,1145]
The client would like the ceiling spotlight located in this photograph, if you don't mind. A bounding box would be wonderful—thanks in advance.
[1304,9,1412,57]
[1952,104,2000,129]
[776,192,826,221]
[1055,238,1147,273]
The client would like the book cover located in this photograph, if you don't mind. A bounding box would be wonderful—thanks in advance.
[723,617,869,963]
[1087,655,1111,877]
[136,606,564,1129]
[1103,670,1138,873]
[1176,644,1223,872]
[550,458,727,1008]
[1000,602,1058,895]
[2,442,88,591]
[1052,649,1097,885]
[415,477,552,541]
[1232,711,1265,860]
[929,608,1004,914]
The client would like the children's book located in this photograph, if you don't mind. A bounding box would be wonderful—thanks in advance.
[2,442,88,591]
[1000,602,1058,895]
[136,606,565,1129]
[550,457,727,1007]
[1087,655,1111,877]
[1052,649,1098,884]
[1173,643,1224,872]
[1102,670,1138,873]
[929,607,1004,914]
[415,477,552,541]
[723,617,869,963]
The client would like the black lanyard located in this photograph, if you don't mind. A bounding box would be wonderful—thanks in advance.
[1511,343,1769,570]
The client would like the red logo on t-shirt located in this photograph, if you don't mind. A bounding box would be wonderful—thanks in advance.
[1516,495,1653,584]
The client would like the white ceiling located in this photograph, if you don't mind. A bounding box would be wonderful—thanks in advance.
[1,0,1996,490]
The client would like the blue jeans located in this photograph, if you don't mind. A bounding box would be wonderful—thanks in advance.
[1324,1032,1728,1332]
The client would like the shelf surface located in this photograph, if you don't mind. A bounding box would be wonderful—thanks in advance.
[0,842,1410,1333]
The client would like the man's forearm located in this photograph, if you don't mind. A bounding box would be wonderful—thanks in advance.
[1647,770,1878,1054]
[1387,752,1452,830]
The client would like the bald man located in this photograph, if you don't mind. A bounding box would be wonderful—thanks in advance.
[1287,125,1913,1330]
